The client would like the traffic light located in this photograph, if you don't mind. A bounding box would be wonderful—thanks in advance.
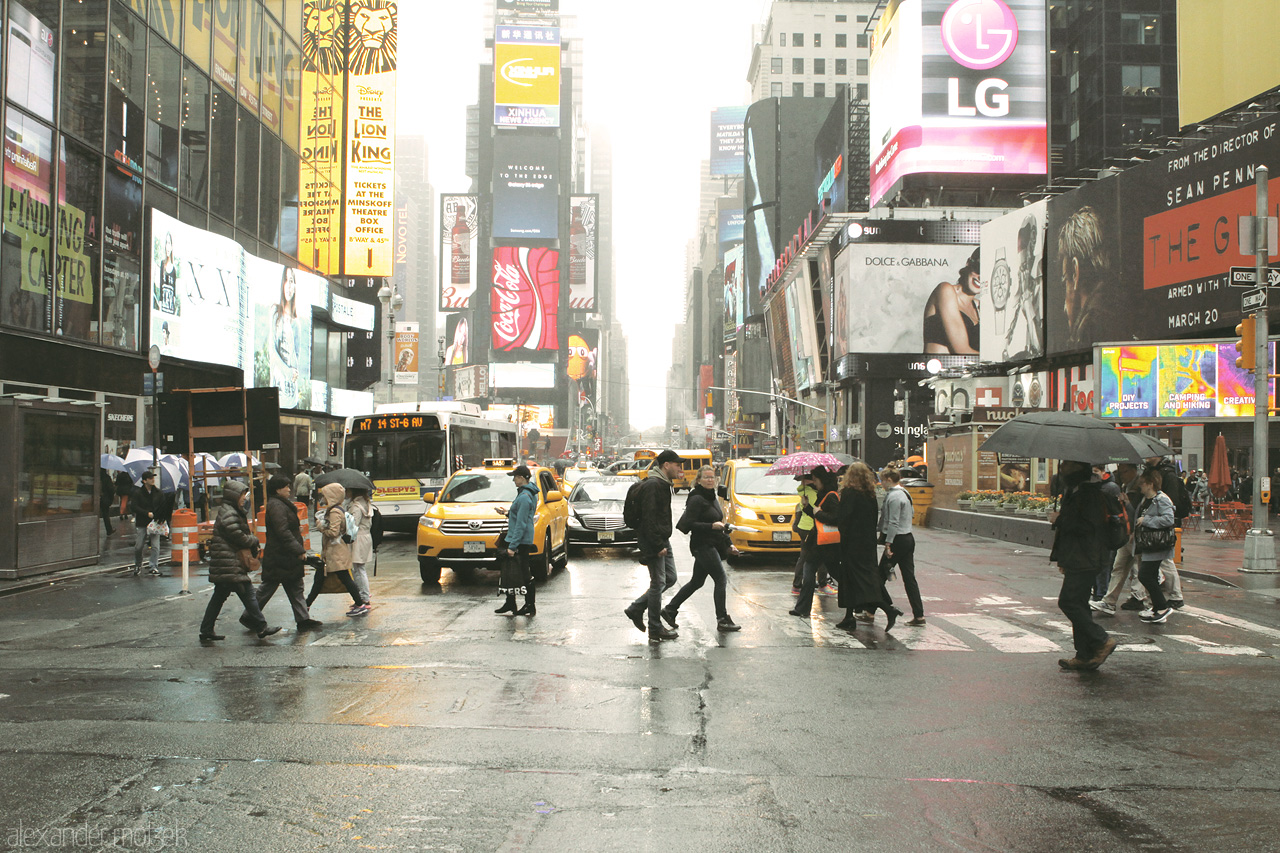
[1235,315,1256,371]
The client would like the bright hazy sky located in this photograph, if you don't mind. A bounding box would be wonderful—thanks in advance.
[396,1,770,430]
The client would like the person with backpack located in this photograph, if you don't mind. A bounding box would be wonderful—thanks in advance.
[347,488,375,610]
[495,465,539,617]
[306,482,368,616]
[1091,463,1143,617]
[1142,454,1187,610]
[877,468,926,627]
[623,449,682,644]
[661,466,741,632]
[1050,460,1117,671]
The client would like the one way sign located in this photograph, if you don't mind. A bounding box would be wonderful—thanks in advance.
[1229,266,1280,287]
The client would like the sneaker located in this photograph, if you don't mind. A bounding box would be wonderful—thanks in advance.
[1119,597,1146,611]
[790,586,801,595]
[1139,608,1155,619]
[820,583,838,596]
[1168,600,1185,610]
[148,568,162,576]
[347,604,370,616]
[1089,600,1117,616]
[717,616,741,632]
[1140,608,1172,624]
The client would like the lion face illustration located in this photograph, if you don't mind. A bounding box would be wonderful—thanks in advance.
[302,0,345,76]
[348,3,397,75]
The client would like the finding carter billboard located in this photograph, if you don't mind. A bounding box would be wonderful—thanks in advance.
[869,0,1047,207]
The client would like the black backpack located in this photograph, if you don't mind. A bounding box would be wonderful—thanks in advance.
[370,505,385,552]
[623,479,646,531]
[1103,489,1131,550]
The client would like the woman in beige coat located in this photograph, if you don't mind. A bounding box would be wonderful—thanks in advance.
[305,482,369,615]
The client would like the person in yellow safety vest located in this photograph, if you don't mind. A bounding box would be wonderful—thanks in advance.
[790,470,834,595]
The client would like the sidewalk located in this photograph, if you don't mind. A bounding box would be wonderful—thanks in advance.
[0,517,325,598]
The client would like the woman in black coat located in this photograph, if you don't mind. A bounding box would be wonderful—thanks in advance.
[662,466,741,632]
[199,480,280,641]
[817,462,901,630]
[792,467,841,618]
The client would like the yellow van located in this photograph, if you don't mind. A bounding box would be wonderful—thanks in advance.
[639,449,714,492]
[718,457,803,557]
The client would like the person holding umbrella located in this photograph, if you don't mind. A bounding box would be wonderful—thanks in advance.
[1049,461,1117,671]
[791,467,840,619]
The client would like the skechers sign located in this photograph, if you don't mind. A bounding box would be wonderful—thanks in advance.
[868,0,1046,207]
[494,26,561,128]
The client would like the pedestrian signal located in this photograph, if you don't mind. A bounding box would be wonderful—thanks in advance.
[1235,316,1256,371]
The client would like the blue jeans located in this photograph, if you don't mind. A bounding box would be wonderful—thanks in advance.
[632,546,677,633]
[134,525,161,572]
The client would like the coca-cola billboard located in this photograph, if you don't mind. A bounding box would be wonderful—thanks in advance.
[491,247,561,354]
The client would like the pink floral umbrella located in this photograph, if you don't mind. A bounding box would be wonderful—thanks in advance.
[764,452,844,477]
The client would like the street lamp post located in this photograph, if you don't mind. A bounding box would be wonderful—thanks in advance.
[376,283,403,405]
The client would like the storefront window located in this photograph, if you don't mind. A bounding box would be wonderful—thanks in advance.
[107,2,147,174]
[20,412,96,518]
[179,62,209,204]
[235,105,260,235]
[61,0,109,148]
[183,0,211,71]
[237,0,263,115]
[1,108,55,335]
[259,133,281,248]
[149,0,180,44]
[260,16,283,133]
[7,1,59,123]
[208,84,236,222]
[146,33,182,190]
[57,137,103,343]
[280,35,300,151]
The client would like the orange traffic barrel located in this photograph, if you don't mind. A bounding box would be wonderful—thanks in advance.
[296,501,310,542]
[170,509,199,566]
[255,507,267,547]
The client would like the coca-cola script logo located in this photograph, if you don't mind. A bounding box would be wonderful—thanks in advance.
[491,247,560,351]
[940,0,1018,71]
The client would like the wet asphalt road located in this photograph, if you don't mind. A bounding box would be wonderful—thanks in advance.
[2,524,1280,852]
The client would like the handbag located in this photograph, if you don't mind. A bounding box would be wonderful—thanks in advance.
[146,520,169,537]
[1134,523,1176,554]
[814,492,840,545]
[236,547,261,573]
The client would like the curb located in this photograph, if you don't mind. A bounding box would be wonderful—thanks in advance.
[1177,568,1242,589]
[0,560,176,599]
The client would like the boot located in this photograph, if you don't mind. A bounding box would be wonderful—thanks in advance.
[515,585,536,616]
[495,595,518,615]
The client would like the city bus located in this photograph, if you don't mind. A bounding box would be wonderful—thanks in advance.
[342,402,518,530]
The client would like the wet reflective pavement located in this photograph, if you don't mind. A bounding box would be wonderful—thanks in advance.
[2,527,1280,851]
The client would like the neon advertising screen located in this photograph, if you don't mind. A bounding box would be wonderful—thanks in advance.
[1096,342,1276,420]
[491,246,560,357]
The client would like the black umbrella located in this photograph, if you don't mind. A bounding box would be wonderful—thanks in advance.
[315,468,375,491]
[1120,432,1174,461]
[303,456,326,465]
[979,411,1145,464]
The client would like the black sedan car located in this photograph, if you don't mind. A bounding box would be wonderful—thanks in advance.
[566,476,637,551]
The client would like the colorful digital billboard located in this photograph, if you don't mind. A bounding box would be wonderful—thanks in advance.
[440,194,478,309]
[710,106,748,177]
[723,245,745,342]
[492,134,560,239]
[568,195,597,311]
[980,200,1046,363]
[494,25,561,128]
[566,328,598,400]
[869,0,1048,207]
[491,247,560,355]
[1097,341,1276,420]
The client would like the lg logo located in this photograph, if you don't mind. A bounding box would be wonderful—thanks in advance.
[942,0,1018,118]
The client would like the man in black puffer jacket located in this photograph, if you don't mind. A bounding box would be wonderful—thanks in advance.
[252,476,322,632]
[199,480,279,641]
[623,449,682,644]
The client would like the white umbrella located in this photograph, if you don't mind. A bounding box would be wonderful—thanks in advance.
[219,451,261,470]
[156,456,186,494]
[192,452,224,485]
[100,453,128,473]
[122,447,159,484]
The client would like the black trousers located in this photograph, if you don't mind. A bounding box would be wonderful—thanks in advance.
[1058,568,1109,659]
[667,544,728,619]
[257,576,312,624]
[890,533,924,619]
[202,581,267,635]
[1138,559,1169,611]
[305,569,364,606]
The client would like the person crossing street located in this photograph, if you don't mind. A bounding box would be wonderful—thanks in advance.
[624,449,682,645]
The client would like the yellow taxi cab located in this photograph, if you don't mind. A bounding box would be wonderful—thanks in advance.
[638,448,714,492]
[416,459,569,583]
[718,457,803,558]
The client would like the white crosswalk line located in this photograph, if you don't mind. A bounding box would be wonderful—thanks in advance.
[891,622,973,651]
[934,613,1063,653]
[1162,634,1266,656]
[1181,606,1280,642]
[1043,619,1162,652]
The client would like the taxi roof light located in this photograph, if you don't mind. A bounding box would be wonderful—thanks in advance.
[483,458,516,469]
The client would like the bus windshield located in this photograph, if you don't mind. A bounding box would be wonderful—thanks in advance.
[734,467,797,496]
[346,430,448,481]
[440,472,517,503]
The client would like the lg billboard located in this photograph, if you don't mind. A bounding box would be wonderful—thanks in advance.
[869,0,1047,207]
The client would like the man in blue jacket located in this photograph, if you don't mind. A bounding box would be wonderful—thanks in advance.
[496,465,539,617]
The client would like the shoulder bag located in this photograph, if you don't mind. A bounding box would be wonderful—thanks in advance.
[1133,498,1176,554]
[815,492,840,545]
